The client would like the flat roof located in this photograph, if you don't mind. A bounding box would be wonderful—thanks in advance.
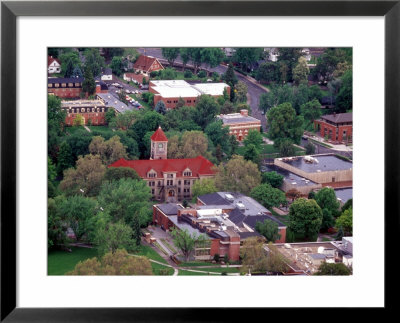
[279,154,352,173]
[96,93,131,113]
[335,188,353,204]
[218,113,261,125]
[61,100,104,108]
[261,165,319,187]
[156,203,183,216]
[150,80,228,99]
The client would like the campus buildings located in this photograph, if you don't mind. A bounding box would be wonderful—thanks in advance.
[314,112,353,144]
[109,127,216,202]
[149,80,230,110]
[61,99,110,126]
[217,109,261,141]
[48,77,83,98]
[153,192,287,261]
[133,55,164,75]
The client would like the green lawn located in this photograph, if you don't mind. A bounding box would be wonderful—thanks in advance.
[65,126,85,135]
[150,262,174,275]
[48,247,98,275]
[178,261,216,267]
[133,245,168,264]
[178,270,214,276]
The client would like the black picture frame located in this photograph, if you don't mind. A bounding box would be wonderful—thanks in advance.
[1,0,398,321]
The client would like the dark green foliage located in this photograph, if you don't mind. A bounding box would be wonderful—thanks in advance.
[213,253,220,262]
[314,262,352,275]
[255,220,281,242]
[276,48,302,82]
[250,183,287,209]
[155,100,166,115]
[159,68,177,80]
[84,48,105,77]
[48,95,66,160]
[288,198,323,241]
[197,70,206,78]
[109,56,126,77]
[223,63,238,88]
[65,128,93,161]
[262,171,284,188]
[244,144,260,165]
[184,70,193,78]
[48,197,68,248]
[305,142,315,155]
[161,48,180,66]
[104,167,140,182]
[82,68,96,96]
[256,62,280,84]
[279,139,296,157]
[314,187,341,219]
[194,95,220,130]
[341,198,352,212]
[64,59,75,78]
[182,200,189,208]
[205,120,231,156]
[232,48,263,72]
[336,69,352,112]
[56,141,74,177]
[105,108,116,125]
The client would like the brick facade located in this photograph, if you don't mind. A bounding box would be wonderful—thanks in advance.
[62,100,109,126]
[48,78,83,99]
[219,110,261,141]
[314,112,353,144]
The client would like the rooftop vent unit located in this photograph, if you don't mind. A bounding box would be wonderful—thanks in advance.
[225,193,234,202]
[236,202,246,210]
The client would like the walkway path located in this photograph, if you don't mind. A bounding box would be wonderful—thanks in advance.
[84,125,91,132]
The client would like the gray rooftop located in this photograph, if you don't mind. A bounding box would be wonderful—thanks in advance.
[261,165,319,187]
[280,154,352,173]
[156,203,183,216]
[96,93,131,113]
[335,188,353,204]
[321,112,352,124]
[218,114,261,125]
[168,215,209,239]
[309,254,326,260]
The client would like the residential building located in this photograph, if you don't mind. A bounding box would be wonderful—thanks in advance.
[108,127,216,202]
[48,77,83,98]
[314,112,353,144]
[123,73,149,85]
[101,68,113,81]
[133,55,164,76]
[61,99,109,126]
[149,80,230,109]
[48,56,61,74]
[217,109,261,141]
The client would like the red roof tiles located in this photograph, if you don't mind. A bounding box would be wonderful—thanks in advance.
[133,55,163,73]
[151,126,168,142]
[48,56,61,67]
[108,155,216,178]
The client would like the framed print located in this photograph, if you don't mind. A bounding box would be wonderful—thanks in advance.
[1,0,398,321]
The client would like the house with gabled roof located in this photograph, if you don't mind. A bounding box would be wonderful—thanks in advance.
[133,55,164,76]
[108,126,216,202]
[48,56,61,74]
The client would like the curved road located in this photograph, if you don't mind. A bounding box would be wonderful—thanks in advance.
[137,48,268,130]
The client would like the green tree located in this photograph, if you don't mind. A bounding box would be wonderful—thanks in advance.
[256,62,280,84]
[179,48,191,71]
[56,141,74,177]
[301,99,322,127]
[59,51,81,77]
[191,178,218,202]
[67,249,152,275]
[305,142,315,155]
[292,56,310,85]
[267,102,304,147]
[48,157,58,198]
[105,108,116,125]
[204,120,230,155]
[265,243,289,273]
[262,171,284,188]
[65,128,93,161]
[194,95,220,130]
[233,81,248,104]
[259,92,276,114]
[243,143,261,165]
[314,262,352,275]
[232,48,263,72]
[223,63,238,101]
[60,154,106,197]
[102,47,124,61]
[104,167,140,182]
[48,197,68,248]
[240,237,268,274]
[170,227,207,261]
[201,48,225,74]
[279,139,295,157]
[58,195,97,242]
[48,95,66,160]
[288,198,323,241]
[243,129,263,152]
[335,207,352,235]
[89,135,128,165]
[162,48,180,66]
[277,48,302,82]
[155,100,166,115]
[181,131,209,158]
[221,100,235,114]
[341,198,352,212]
[109,56,126,77]
[64,59,75,78]
[82,68,96,96]
[73,114,85,126]
[97,178,152,228]
[214,155,261,195]
[159,67,177,80]
[255,220,281,242]
[314,187,341,230]
[84,48,105,77]
[336,69,352,113]
[250,183,287,209]
[95,221,136,255]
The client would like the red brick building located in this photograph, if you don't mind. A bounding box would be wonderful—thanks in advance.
[62,99,109,126]
[149,80,230,110]
[133,55,164,76]
[218,109,261,141]
[48,77,83,98]
[108,127,216,202]
[314,112,352,144]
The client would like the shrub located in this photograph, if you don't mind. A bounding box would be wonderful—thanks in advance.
[150,71,159,78]
[213,253,220,262]
[197,70,206,78]
[184,70,193,78]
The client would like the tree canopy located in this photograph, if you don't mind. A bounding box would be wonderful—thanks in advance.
[250,183,287,209]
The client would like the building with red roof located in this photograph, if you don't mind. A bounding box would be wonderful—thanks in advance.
[133,55,164,76]
[108,126,216,202]
[48,56,61,74]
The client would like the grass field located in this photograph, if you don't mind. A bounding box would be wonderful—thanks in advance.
[178,270,214,276]
[65,126,85,135]
[48,247,98,275]
[133,245,168,264]
[178,261,216,267]
[150,262,174,275]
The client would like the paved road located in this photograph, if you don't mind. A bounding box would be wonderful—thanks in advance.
[137,48,268,130]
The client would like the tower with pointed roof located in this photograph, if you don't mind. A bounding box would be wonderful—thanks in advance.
[150,126,168,160]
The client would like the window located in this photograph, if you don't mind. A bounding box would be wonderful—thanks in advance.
[183,171,192,177]
[151,189,155,195]
[61,83,67,88]
[158,143,163,148]
[68,83,73,87]
[148,172,156,178]
[75,83,80,87]
[167,174,173,178]
[167,180,173,186]
[48,84,53,88]
[184,180,190,186]
[54,83,59,88]
[178,180,181,185]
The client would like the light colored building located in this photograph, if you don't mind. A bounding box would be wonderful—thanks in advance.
[101,68,113,81]
[149,80,230,110]
[217,109,261,141]
[48,56,61,74]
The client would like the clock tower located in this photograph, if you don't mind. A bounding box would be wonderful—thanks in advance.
[150,126,168,160]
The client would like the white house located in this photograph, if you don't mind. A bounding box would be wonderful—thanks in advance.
[48,56,61,74]
[101,68,113,81]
